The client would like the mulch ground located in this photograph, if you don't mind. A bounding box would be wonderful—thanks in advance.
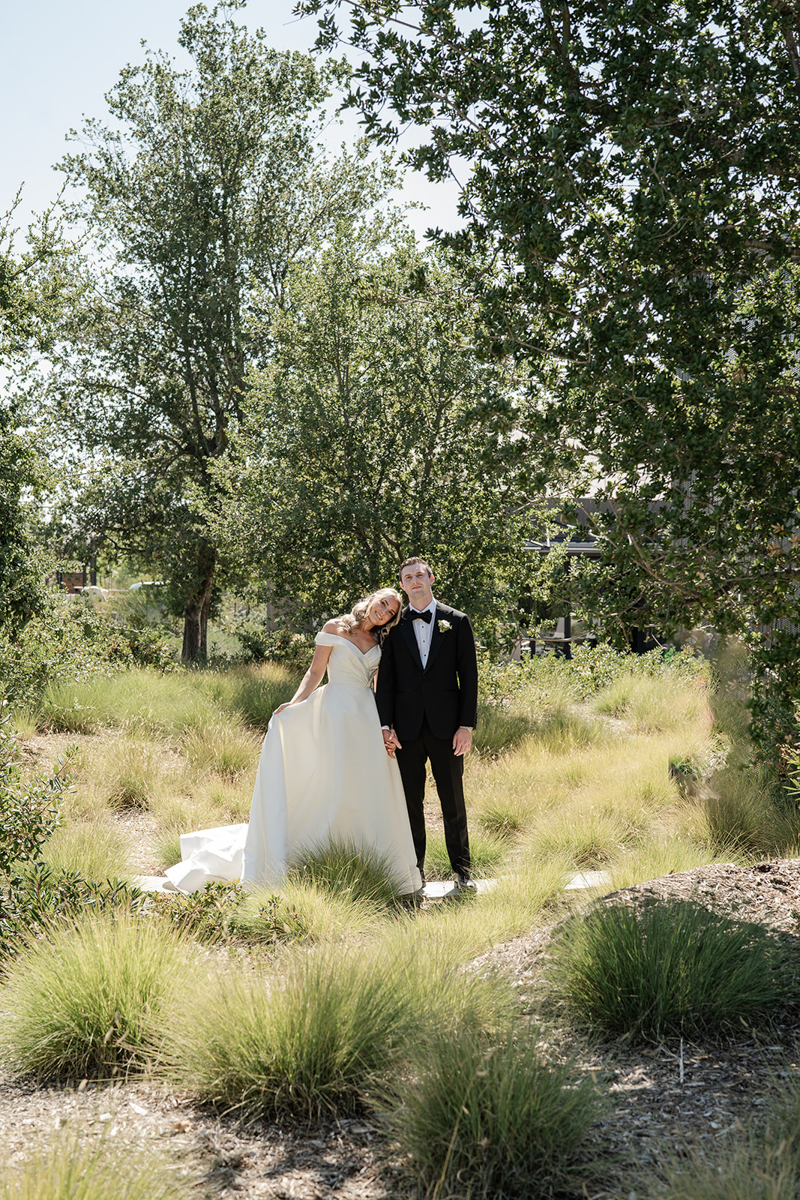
[2,822,800,1197]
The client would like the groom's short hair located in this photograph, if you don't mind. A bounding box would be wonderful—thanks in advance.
[399,556,433,579]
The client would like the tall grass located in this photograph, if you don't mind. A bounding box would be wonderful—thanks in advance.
[230,882,386,944]
[168,948,418,1120]
[37,664,298,737]
[704,764,800,856]
[167,938,513,1122]
[0,913,189,1080]
[290,840,407,907]
[181,717,260,780]
[101,736,165,809]
[423,828,508,879]
[392,1026,599,1200]
[554,898,798,1041]
[39,819,132,883]
[594,673,711,735]
[224,662,297,730]
[607,836,740,892]
[149,792,229,871]
[0,1130,194,1200]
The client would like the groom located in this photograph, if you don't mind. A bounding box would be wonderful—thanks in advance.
[376,556,479,890]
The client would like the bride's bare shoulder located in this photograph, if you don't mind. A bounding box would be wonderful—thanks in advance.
[322,617,347,636]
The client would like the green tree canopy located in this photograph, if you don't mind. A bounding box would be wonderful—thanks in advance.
[0,196,64,633]
[303,0,800,767]
[46,1,394,659]
[212,227,535,637]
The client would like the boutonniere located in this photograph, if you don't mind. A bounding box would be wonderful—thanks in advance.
[437,619,452,633]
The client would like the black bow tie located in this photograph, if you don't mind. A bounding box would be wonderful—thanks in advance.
[410,609,432,623]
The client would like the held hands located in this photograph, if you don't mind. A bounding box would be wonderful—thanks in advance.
[452,727,472,757]
[382,729,401,758]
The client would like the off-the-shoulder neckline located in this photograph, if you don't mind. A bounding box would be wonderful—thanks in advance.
[319,631,381,658]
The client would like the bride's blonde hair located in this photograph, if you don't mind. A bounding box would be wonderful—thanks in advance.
[340,588,402,643]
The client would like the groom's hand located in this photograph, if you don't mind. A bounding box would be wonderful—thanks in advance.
[452,727,472,756]
[382,728,401,757]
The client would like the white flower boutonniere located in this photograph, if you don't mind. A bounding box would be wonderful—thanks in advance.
[437,619,452,634]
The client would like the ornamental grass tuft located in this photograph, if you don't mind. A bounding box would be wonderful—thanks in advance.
[0,912,189,1081]
[0,1129,194,1200]
[554,898,798,1042]
[290,839,406,907]
[166,946,417,1121]
[167,938,512,1122]
[391,1025,599,1200]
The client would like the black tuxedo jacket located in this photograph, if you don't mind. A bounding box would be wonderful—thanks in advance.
[375,602,478,742]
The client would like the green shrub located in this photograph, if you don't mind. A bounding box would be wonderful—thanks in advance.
[0,716,67,873]
[1,911,188,1080]
[148,881,308,946]
[0,593,178,715]
[233,623,316,672]
[554,898,798,1042]
[0,1129,193,1200]
[290,840,407,907]
[391,1026,598,1200]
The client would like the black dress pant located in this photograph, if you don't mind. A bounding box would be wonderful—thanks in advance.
[395,717,471,876]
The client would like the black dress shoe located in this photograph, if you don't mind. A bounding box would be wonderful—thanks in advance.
[455,872,477,891]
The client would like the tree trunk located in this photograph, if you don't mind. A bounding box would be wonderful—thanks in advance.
[181,546,216,662]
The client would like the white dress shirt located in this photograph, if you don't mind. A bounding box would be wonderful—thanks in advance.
[409,596,437,669]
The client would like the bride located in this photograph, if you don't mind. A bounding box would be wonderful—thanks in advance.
[165,589,422,896]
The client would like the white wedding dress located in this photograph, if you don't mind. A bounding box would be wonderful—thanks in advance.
[165,632,422,895]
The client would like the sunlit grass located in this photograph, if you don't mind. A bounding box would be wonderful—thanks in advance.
[594,673,712,736]
[166,939,512,1121]
[39,818,133,883]
[181,716,260,780]
[0,1127,194,1200]
[1,912,189,1081]
[423,828,508,879]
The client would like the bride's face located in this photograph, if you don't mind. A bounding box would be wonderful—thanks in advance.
[365,592,400,630]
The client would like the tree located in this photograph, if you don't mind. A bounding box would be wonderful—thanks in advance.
[48,1,393,659]
[212,226,536,637]
[0,195,63,633]
[303,0,800,772]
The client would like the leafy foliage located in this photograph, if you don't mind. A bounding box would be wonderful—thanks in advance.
[0,713,66,874]
[0,712,148,958]
[0,592,175,713]
[214,231,539,637]
[303,0,800,779]
[148,881,307,946]
[48,3,392,659]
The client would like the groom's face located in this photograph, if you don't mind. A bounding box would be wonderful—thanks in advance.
[400,563,434,609]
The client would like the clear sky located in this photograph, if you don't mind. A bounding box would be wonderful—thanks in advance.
[1,0,461,239]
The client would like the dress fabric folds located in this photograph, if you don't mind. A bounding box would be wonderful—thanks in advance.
[164,632,421,895]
